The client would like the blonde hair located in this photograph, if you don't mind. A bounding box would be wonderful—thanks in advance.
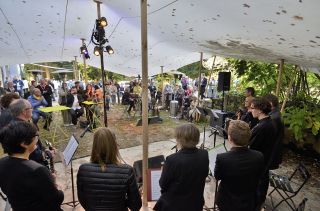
[175,123,200,148]
[228,120,251,146]
[91,127,121,167]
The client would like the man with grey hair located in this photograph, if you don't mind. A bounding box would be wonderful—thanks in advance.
[9,99,55,168]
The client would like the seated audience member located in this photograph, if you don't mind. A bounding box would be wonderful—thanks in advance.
[249,97,278,210]
[263,94,284,169]
[28,88,51,130]
[0,93,20,111]
[0,121,64,211]
[67,86,84,125]
[237,96,258,129]
[77,127,142,211]
[9,99,55,166]
[214,120,264,211]
[154,124,209,211]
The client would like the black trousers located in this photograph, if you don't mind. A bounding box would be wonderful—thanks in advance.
[255,171,269,211]
[69,108,84,125]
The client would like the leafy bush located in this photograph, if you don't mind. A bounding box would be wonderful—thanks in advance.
[283,106,320,142]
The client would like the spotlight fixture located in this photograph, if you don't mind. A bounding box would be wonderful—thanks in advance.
[97,17,108,28]
[80,44,90,59]
[105,45,114,55]
[94,46,102,56]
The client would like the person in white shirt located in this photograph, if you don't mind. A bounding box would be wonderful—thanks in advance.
[66,86,84,125]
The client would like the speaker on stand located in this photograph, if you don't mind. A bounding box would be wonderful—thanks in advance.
[217,72,231,112]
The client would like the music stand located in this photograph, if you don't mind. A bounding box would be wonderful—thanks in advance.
[62,134,80,208]
[196,106,211,150]
[207,110,228,151]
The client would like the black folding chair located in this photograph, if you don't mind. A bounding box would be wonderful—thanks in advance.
[268,162,311,210]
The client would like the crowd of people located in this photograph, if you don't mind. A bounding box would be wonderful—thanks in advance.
[0,74,284,211]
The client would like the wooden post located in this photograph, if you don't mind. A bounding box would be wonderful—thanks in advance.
[140,0,149,208]
[276,59,284,97]
[281,65,297,113]
[81,38,88,84]
[73,56,78,80]
[197,52,203,105]
[161,66,164,106]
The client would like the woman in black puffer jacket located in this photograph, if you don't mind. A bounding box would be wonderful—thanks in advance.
[77,127,142,211]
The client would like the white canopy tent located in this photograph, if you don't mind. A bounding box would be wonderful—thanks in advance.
[1,0,320,76]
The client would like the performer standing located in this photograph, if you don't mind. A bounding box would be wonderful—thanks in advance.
[154,124,209,211]
[249,97,277,210]
[215,120,264,211]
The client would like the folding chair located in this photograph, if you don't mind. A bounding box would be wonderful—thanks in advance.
[268,162,311,210]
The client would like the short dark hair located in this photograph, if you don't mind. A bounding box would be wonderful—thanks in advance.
[252,97,271,115]
[263,94,279,108]
[245,87,255,96]
[0,121,38,155]
[0,93,20,109]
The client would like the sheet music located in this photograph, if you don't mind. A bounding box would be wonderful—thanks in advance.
[62,135,79,165]
[150,170,162,201]
[208,144,227,172]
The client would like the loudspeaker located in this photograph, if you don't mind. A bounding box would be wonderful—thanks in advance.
[133,155,165,184]
[209,109,234,128]
[217,72,231,91]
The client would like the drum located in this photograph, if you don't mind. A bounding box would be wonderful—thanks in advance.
[169,100,178,117]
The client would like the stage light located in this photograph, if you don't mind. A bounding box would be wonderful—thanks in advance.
[80,44,90,59]
[94,46,101,56]
[97,17,108,28]
[105,45,114,55]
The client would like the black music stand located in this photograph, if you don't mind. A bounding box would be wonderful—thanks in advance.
[207,110,228,151]
[196,106,211,150]
[62,135,80,208]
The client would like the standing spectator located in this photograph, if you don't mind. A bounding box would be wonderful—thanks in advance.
[200,73,207,99]
[114,81,121,104]
[6,81,15,94]
[110,82,117,105]
[77,127,142,211]
[47,79,55,101]
[36,79,53,107]
[0,81,6,97]
[214,120,264,211]
[181,76,188,90]
[12,77,24,97]
[58,82,71,125]
[249,97,277,210]
[163,84,173,110]
[22,77,29,96]
[154,124,209,211]
[66,86,84,125]
[0,121,64,211]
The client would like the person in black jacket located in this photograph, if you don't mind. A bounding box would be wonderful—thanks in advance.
[36,78,53,107]
[77,127,142,211]
[214,120,264,211]
[154,123,209,211]
[249,97,278,210]
[0,121,64,211]
[66,86,84,125]
[264,94,284,169]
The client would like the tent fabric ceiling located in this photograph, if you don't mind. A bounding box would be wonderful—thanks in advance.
[0,0,319,76]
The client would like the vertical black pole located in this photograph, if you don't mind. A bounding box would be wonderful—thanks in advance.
[100,49,108,127]
[70,160,75,206]
[221,90,225,112]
